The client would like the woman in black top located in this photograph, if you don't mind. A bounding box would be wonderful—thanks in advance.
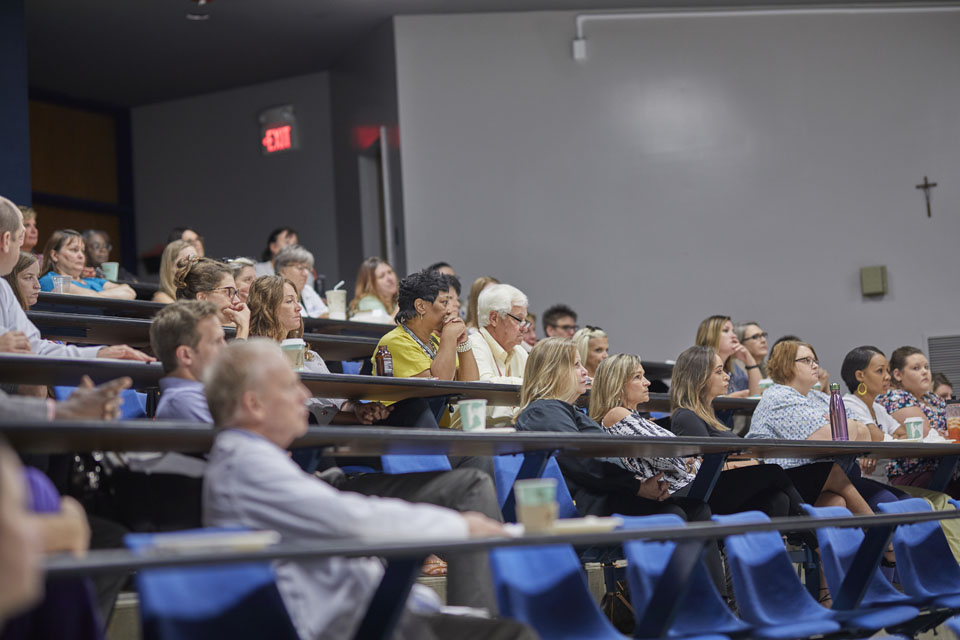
[670,345,839,508]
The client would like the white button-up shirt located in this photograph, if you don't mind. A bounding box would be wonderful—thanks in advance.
[204,428,468,640]
[469,327,528,425]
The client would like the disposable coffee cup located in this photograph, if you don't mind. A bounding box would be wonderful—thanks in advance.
[514,478,559,533]
[326,289,347,320]
[51,275,69,294]
[904,417,924,440]
[758,378,774,392]
[280,338,307,371]
[101,262,119,282]
[458,398,488,432]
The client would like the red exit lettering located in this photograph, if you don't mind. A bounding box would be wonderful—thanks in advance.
[262,125,292,153]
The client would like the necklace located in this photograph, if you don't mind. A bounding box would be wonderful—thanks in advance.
[400,322,437,359]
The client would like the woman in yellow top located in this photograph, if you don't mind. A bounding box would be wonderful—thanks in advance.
[374,269,479,382]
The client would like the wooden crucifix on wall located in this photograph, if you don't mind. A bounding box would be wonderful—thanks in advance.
[916,176,937,218]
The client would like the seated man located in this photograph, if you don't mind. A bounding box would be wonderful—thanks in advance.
[468,284,529,425]
[542,303,578,339]
[0,196,152,362]
[203,340,533,640]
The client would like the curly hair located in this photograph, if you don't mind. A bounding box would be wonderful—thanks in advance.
[248,275,303,342]
[174,256,231,301]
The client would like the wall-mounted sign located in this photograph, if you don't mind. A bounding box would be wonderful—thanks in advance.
[258,105,298,156]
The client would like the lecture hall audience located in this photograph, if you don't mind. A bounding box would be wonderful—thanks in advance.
[174,256,250,340]
[153,239,198,304]
[254,227,298,277]
[933,371,954,401]
[226,257,257,304]
[541,303,578,338]
[273,245,328,318]
[349,256,398,320]
[735,321,769,377]
[695,315,760,397]
[3,253,40,311]
[573,325,609,382]
[167,227,205,258]
[464,275,499,334]
[38,230,135,299]
[17,206,38,257]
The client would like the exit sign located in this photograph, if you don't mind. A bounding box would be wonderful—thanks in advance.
[262,125,292,154]
[258,104,299,156]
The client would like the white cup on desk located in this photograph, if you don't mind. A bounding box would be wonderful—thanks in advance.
[101,262,119,282]
[904,417,924,440]
[515,478,559,533]
[280,338,307,371]
[326,290,347,320]
[51,275,69,294]
[458,399,488,432]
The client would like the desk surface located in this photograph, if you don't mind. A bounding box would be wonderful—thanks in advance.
[42,508,960,578]
[3,421,959,459]
[27,311,379,360]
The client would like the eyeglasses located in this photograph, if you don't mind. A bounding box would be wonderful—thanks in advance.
[743,331,768,342]
[88,242,112,251]
[206,286,239,300]
[505,312,531,331]
[550,323,579,332]
[795,357,820,367]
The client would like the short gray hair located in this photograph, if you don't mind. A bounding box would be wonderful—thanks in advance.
[477,284,528,329]
[227,256,256,280]
[274,245,314,272]
[0,196,21,236]
[203,338,283,427]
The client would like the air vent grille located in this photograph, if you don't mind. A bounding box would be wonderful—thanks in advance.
[927,334,960,390]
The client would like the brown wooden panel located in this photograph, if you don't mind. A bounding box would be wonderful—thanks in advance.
[31,205,121,262]
[29,101,118,204]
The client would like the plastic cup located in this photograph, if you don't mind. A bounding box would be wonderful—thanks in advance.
[326,290,347,320]
[904,417,924,440]
[458,398,488,432]
[758,378,774,392]
[280,338,307,371]
[101,262,119,282]
[946,405,960,441]
[514,478,559,533]
[51,275,69,294]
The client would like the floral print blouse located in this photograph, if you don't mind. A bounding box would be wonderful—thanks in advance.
[604,411,697,493]
[876,388,948,480]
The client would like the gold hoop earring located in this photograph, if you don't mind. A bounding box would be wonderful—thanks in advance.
[857,382,867,396]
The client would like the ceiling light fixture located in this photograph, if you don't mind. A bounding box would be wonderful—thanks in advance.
[186,0,212,21]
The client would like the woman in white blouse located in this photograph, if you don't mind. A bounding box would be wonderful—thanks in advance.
[840,346,904,439]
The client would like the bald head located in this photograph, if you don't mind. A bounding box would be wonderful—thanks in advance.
[0,197,21,236]
[0,197,25,276]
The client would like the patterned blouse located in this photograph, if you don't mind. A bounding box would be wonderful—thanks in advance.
[875,388,948,480]
[604,411,697,493]
[746,383,854,469]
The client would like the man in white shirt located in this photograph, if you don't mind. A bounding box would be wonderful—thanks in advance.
[202,340,534,640]
[468,284,529,425]
[0,196,152,362]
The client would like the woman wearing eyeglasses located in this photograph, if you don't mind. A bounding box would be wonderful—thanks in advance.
[735,322,768,377]
[174,256,250,339]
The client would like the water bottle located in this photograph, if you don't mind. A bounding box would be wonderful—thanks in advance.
[829,383,849,441]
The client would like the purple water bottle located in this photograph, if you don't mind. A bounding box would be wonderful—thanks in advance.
[829,383,849,441]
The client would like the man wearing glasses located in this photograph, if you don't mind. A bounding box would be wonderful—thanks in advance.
[542,303,578,338]
[469,284,530,425]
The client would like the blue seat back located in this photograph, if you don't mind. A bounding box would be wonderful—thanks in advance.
[877,498,960,598]
[381,454,452,474]
[493,454,578,519]
[340,361,363,375]
[801,504,910,606]
[488,543,624,639]
[620,514,750,636]
[713,511,831,626]
[125,529,298,640]
[54,386,147,419]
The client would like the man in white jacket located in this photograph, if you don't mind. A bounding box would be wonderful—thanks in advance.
[202,340,535,640]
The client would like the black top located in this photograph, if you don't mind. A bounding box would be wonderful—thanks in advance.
[670,408,739,439]
[514,399,643,514]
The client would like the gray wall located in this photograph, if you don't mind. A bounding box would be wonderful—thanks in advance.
[132,72,337,275]
[394,9,960,379]
[330,20,407,289]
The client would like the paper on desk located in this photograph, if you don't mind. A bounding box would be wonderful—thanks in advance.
[924,429,953,444]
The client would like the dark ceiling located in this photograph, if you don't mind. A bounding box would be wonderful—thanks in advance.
[26,0,944,107]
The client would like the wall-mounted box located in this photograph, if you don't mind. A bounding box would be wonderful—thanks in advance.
[860,265,887,296]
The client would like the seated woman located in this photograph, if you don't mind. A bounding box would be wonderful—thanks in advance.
[695,315,761,397]
[932,372,954,402]
[38,230,135,299]
[735,321,769,377]
[247,275,387,425]
[81,229,134,282]
[464,276,499,334]
[591,350,804,518]
[153,240,198,304]
[273,245,328,318]
[349,256,398,321]
[876,346,958,495]
[573,326,608,387]
[226,257,257,304]
[3,253,41,311]
[173,257,249,340]
[18,205,39,258]
[745,340,885,514]
[514,338,726,591]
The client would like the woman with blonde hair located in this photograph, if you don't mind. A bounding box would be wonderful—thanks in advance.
[18,206,39,255]
[153,239,197,304]
[464,276,500,333]
[38,230,135,299]
[590,352,803,518]
[174,256,249,339]
[695,315,761,397]
[573,326,608,383]
[349,256,398,320]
